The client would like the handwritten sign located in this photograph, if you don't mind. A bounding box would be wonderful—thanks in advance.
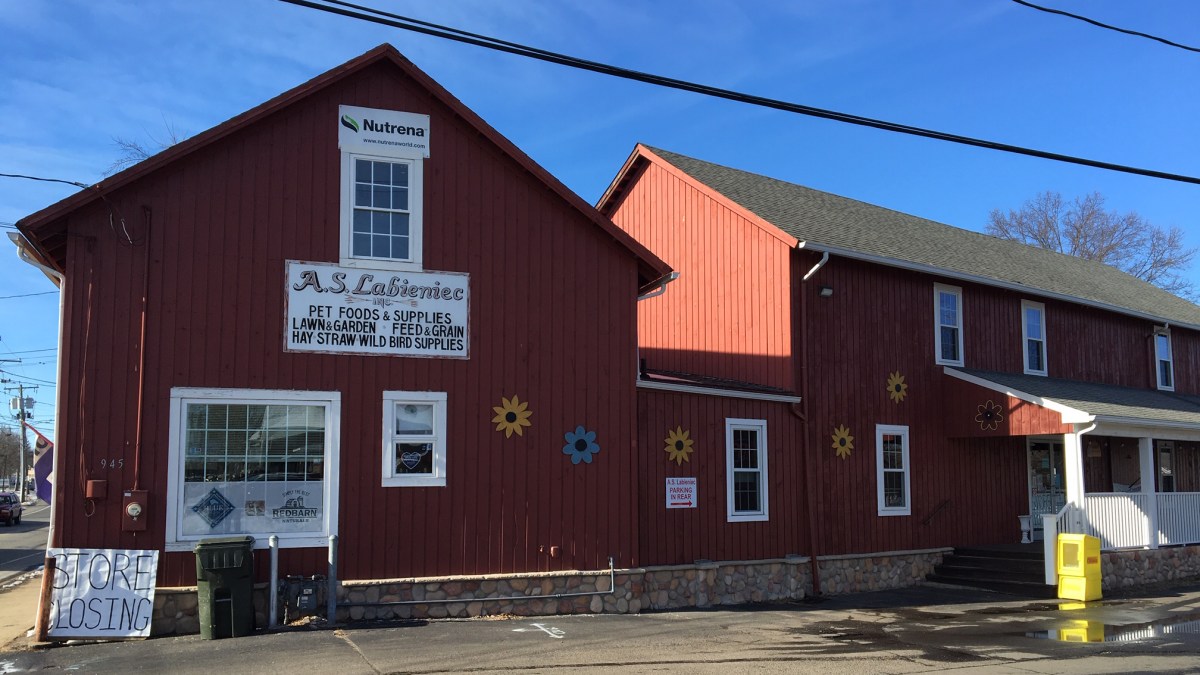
[285,260,469,358]
[666,477,697,509]
[47,548,160,639]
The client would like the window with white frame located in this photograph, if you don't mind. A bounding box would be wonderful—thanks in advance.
[1155,329,1174,391]
[934,284,963,366]
[1022,300,1047,376]
[1158,441,1175,492]
[341,154,424,268]
[165,388,340,551]
[382,391,447,487]
[876,424,911,516]
[726,418,769,522]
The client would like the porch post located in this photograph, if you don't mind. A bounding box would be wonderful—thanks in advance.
[1138,437,1159,549]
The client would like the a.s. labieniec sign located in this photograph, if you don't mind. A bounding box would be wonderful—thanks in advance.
[285,260,469,359]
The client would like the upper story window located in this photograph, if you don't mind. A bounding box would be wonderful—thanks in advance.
[876,424,911,516]
[382,391,447,487]
[1155,328,1174,391]
[1022,300,1047,376]
[341,154,424,268]
[934,284,963,366]
[337,104,430,270]
[726,418,769,522]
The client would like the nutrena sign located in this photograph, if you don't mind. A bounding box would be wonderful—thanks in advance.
[338,104,430,159]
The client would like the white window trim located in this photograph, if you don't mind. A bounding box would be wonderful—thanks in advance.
[725,418,769,522]
[165,387,341,552]
[876,424,911,517]
[1022,300,1048,376]
[934,283,964,367]
[382,391,447,487]
[339,151,424,271]
[1155,328,1175,391]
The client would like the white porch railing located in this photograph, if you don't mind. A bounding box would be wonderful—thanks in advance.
[1056,492,1200,550]
[1081,494,1152,549]
[1157,493,1200,546]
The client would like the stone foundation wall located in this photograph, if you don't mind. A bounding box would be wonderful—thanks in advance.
[148,548,948,635]
[152,584,269,636]
[1103,545,1200,589]
[817,549,948,595]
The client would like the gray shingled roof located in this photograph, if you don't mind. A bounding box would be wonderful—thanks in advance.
[648,147,1200,328]
[957,368,1200,426]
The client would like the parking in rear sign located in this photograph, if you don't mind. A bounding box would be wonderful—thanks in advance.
[665,477,696,509]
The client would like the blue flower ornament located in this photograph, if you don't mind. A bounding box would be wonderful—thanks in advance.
[563,426,600,464]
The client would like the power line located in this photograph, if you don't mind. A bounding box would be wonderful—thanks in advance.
[277,0,1200,186]
[0,371,56,387]
[1010,0,1200,54]
[0,291,58,300]
[0,173,138,245]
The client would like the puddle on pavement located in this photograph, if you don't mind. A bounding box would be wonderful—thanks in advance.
[1026,610,1200,643]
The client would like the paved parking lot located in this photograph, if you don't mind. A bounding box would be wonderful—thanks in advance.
[4,583,1200,673]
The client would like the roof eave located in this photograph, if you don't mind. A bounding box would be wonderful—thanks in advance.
[16,44,673,290]
[818,243,1200,332]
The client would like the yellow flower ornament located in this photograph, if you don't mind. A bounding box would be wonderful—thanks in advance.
[664,426,695,465]
[832,425,854,459]
[491,395,532,437]
[887,371,908,403]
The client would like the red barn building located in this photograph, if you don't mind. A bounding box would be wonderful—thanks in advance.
[15,48,1200,635]
[14,46,686,631]
[601,145,1200,595]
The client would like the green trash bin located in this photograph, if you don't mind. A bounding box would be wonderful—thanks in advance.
[194,536,256,639]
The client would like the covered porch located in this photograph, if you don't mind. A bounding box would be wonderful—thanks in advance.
[945,368,1200,552]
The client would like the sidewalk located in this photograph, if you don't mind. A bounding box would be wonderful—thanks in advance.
[0,570,42,650]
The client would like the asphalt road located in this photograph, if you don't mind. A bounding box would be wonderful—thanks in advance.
[5,584,1200,674]
[0,500,49,585]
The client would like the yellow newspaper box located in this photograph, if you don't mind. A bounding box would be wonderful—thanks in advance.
[1057,533,1102,601]
[1057,533,1100,576]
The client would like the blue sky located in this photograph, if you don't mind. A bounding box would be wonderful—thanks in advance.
[2,0,1199,441]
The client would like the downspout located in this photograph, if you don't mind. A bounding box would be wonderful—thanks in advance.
[1065,422,1096,532]
[9,232,65,551]
[634,272,680,383]
[790,243,825,597]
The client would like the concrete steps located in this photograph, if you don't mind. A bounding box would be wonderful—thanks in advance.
[928,545,1057,598]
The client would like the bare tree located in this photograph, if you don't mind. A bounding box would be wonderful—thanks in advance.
[0,428,22,489]
[103,121,188,176]
[988,192,1197,299]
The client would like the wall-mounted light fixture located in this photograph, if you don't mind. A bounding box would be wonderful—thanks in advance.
[818,285,834,298]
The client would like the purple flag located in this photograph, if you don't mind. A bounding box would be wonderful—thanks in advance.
[23,421,53,504]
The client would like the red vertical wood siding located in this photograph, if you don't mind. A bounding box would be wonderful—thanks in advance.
[802,256,1034,553]
[607,160,795,391]
[605,149,1200,558]
[942,379,1070,438]
[636,390,806,564]
[51,60,644,585]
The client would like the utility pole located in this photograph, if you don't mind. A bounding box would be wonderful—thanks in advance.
[1,359,34,502]
[16,383,35,503]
